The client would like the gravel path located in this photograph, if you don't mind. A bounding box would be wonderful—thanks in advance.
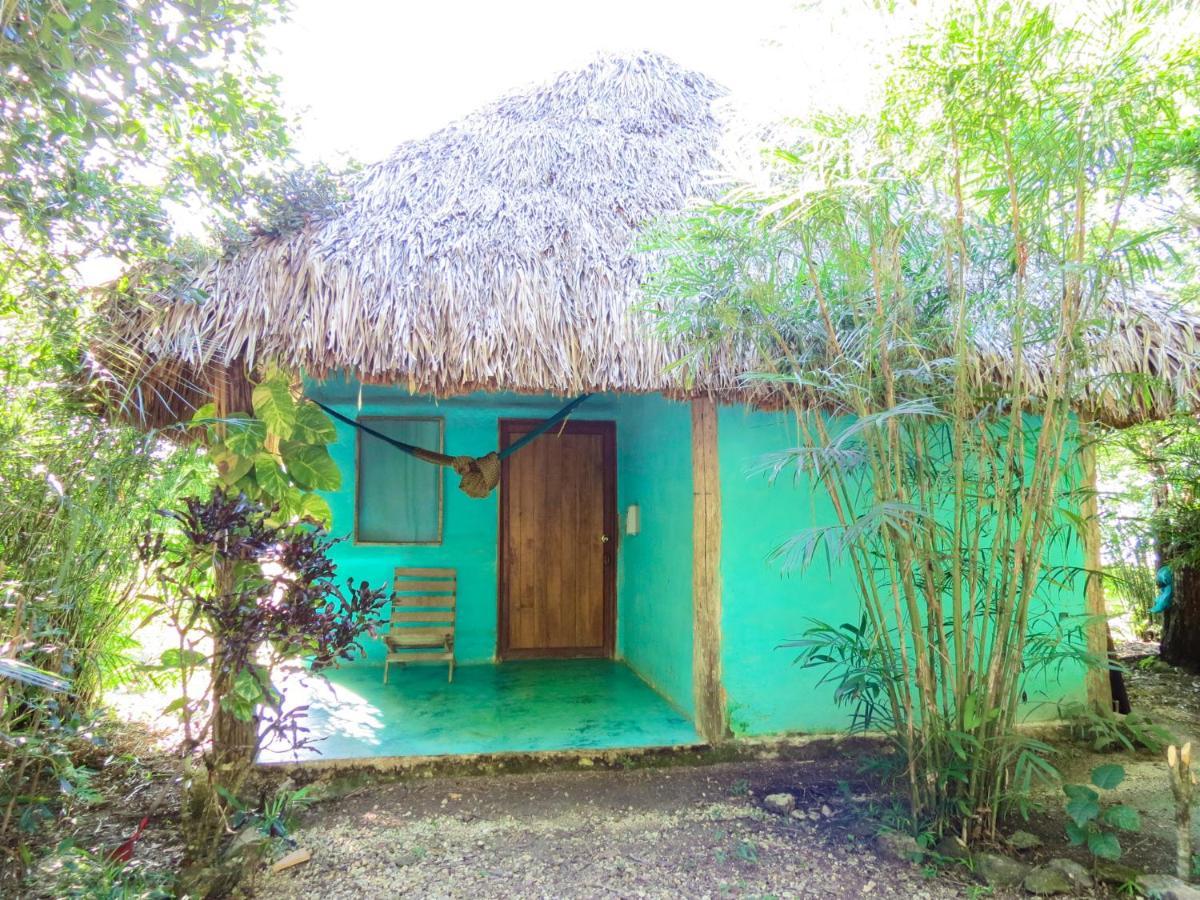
[257,755,974,899]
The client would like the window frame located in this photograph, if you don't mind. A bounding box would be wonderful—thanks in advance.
[353,415,445,546]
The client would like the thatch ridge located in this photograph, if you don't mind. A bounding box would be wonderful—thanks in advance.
[98,50,1200,428]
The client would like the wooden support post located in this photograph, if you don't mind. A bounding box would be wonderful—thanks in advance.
[691,397,728,743]
[210,358,255,421]
[1079,424,1114,712]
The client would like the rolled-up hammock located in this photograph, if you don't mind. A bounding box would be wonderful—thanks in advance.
[310,395,590,498]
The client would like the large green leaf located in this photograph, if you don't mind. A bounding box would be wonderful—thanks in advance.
[281,441,341,491]
[1091,764,1126,791]
[224,416,267,455]
[209,443,254,486]
[1063,784,1099,802]
[293,402,337,443]
[190,402,216,424]
[297,492,333,528]
[1101,804,1141,832]
[0,658,71,692]
[1066,795,1101,828]
[1087,830,1121,860]
[254,454,290,499]
[252,377,297,439]
[160,648,207,669]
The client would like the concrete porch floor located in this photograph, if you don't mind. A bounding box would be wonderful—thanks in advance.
[259,659,701,763]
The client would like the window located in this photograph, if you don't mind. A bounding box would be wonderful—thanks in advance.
[355,417,444,544]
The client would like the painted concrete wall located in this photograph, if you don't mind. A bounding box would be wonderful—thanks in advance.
[715,404,1090,737]
[309,377,1087,738]
[308,380,696,716]
[613,395,695,716]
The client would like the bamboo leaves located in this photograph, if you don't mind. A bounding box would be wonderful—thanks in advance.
[647,0,1200,840]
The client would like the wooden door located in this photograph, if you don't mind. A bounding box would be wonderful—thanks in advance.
[498,419,616,658]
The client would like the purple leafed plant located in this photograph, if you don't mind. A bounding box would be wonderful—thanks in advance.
[139,490,387,759]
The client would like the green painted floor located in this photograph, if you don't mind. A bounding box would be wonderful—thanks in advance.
[259,659,701,763]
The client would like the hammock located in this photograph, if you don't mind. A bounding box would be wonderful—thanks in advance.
[310,394,590,498]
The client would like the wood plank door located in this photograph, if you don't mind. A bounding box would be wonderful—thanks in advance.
[498,419,616,658]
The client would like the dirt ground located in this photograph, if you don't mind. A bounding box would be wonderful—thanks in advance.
[16,642,1199,899]
[255,745,972,900]
[253,644,1200,900]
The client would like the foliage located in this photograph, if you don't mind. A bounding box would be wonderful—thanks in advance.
[224,784,315,840]
[47,839,173,900]
[1062,764,1141,861]
[781,616,896,733]
[1,0,291,270]
[0,0,298,883]
[644,0,1200,839]
[1101,415,1200,611]
[1057,700,1173,754]
[138,490,386,867]
[191,370,339,528]
[0,389,207,862]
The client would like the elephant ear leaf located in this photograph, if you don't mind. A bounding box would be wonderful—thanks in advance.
[252,378,297,439]
[224,417,267,455]
[254,455,291,499]
[297,492,333,527]
[293,403,337,443]
[281,442,340,491]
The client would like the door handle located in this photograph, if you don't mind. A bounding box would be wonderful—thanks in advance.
[600,534,610,543]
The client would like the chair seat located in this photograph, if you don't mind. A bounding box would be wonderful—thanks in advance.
[385,632,451,649]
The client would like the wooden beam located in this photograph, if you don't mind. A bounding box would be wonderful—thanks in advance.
[1079,422,1114,712]
[691,397,729,743]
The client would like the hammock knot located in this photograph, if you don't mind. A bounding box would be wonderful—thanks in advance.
[452,452,501,499]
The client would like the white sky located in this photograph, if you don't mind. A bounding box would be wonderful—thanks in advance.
[267,0,930,166]
[80,0,926,286]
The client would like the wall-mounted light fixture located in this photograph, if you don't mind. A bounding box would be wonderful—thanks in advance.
[625,503,640,536]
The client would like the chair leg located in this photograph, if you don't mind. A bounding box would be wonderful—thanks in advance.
[383,659,389,685]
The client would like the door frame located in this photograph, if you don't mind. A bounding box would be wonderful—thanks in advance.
[497,418,617,660]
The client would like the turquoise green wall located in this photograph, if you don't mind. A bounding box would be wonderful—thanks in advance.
[716,405,1090,737]
[614,395,695,716]
[309,377,1087,738]
[309,380,695,712]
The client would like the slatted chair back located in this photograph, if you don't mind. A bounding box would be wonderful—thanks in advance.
[384,567,456,683]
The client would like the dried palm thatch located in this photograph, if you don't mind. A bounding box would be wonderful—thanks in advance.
[95,50,1200,429]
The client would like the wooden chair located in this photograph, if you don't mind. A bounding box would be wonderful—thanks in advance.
[384,567,456,683]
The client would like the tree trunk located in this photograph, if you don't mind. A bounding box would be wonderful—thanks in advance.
[182,592,260,867]
[181,357,260,869]
[1162,564,1200,668]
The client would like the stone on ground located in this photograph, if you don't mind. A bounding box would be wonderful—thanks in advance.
[874,830,922,863]
[1023,858,1094,895]
[762,792,795,815]
[1137,874,1200,900]
[1024,865,1074,895]
[932,833,968,860]
[1093,858,1141,885]
[975,851,1030,888]
[1006,830,1042,851]
[1045,858,1094,889]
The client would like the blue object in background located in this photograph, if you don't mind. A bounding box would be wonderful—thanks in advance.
[1151,565,1174,614]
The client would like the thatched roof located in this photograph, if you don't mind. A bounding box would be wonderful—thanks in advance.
[97,50,1200,428]
[101,52,736,423]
